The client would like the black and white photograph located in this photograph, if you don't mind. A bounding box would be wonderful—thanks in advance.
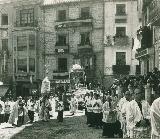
[0,0,159,138]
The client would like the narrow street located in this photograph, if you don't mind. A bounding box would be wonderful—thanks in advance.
[11,115,103,139]
[0,111,103,139]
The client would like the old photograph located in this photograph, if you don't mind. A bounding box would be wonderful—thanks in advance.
[0,0,158,138]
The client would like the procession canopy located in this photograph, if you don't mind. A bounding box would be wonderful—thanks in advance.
[70,64,83,72]
[41,76,50,94]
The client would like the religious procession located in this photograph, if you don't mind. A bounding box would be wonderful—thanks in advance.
[0,67,160,139]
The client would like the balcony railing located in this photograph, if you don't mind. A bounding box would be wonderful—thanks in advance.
[135,47,154,59]
[55,43,69,54]
[112,65,130,75]
[55,17,93,30]
[77,43,93,54]
[113,36,130,46]
[14,20,38,27]
[53,70,69,79]
[115,13,127,19]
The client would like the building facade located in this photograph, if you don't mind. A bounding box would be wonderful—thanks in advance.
[104,0,140,87]
[41,0,104,91]
[135,0,160,75]
[0,0,43,97]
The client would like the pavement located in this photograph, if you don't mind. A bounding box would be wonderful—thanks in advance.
[0,110,85,139]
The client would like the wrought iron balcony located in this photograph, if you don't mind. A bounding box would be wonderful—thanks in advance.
[112,65,130,75]
[55,43,69,54]
[53,70,69,79]
[135,47,154,59]
[77,43,93,54]
[14,20,38,27]
[55,17,93,30]
[113,36,130,46]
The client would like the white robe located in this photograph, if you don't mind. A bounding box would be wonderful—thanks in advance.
[150,97,160,139]
[49,98,56,116]
[127,99,150,138]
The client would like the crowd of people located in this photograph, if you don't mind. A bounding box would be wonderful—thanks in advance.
[84,67,160,138]
[0,93,66,127]
[84,88,151,138]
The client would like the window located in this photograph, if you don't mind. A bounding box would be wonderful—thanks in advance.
[116,27,126,37]
[20,9,34,26]
[17,58,27,72]
[56,34,67,46]
[81,7,90,19]
[17,36,27,51]
[1,14,8,25]
[29,58,35,72]
[58,10,66,21]
[2,39,8,51]
[80,32,90,45]
[116,52,126,65]
[116,4,126,15]
[58,58,67,72]
[29,34,35,50]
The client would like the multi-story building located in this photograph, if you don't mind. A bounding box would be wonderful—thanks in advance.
[104,0,140,88]
[0,0,43,97]
[41,0,104,91]
[135,0,160,74]
[0,0,14,95]
[12,0,43,97]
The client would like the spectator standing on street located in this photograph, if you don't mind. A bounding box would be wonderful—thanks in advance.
[49,95,56,118]
[4,97,12,123]
[57,94,64,122]
[40,94,52,122]
[8,96,29,127]
[27,96,36,123]
[120,91,132,138]
[102,96,117,138]
[92,93,102,129]
[86,91,94,127]
[0,96,4,124]
[69,94,78,115]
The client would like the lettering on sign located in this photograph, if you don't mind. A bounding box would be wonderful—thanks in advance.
[54,79,70,84]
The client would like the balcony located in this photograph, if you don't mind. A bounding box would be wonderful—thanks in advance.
[112,65,130,75]
[135,47,154,59]
[55,17,93,30]
[148,0,160,25]
[53,70,69,79]
[77,43,93,54]
[115,13,127,19]
[14,20,38,28]
[113,36,130,46]
[55,42,69,54]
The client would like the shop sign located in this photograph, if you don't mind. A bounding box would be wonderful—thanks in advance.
[54,79,70,84]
